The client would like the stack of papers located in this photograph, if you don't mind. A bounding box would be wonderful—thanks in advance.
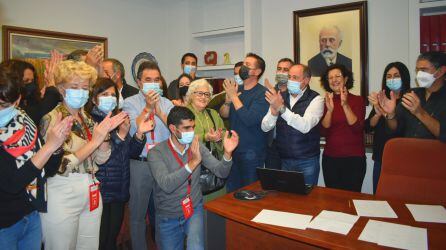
[308,210,359,235]
[353,200,398,218]
[406,204,446,223]
[359,220,428,250]
[251,209,313,230]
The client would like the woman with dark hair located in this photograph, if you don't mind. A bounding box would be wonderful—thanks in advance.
[366,62,411,193]
[0,64,72,250]
[320,64,366,192]
[87,77,154,250]
[172,73,192,106]
[0,59,61,125]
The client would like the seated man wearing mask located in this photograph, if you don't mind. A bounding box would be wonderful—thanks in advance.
[262,64,324,185]
[376,51,446,142]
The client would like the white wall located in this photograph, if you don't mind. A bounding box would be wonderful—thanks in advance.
[0,0,169,87]
[261,0,412,93]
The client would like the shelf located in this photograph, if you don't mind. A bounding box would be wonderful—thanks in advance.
[192,26,244,38]
[198,64,234,71]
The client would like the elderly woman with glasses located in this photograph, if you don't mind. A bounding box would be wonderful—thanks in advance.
[320,64,366,193]
[185,79,225,161]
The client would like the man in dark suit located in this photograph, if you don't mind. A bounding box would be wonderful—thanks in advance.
[308,26,352,77]
[102,59,139,105]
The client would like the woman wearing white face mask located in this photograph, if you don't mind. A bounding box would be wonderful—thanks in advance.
[377,52,446,142]
[0,64,72,250]
[39,60,128,250]
[366,62,411,194]
[86,77,155,250]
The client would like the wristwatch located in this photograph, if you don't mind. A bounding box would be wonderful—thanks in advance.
[279,105,286,115]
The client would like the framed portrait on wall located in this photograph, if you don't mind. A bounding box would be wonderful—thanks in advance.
[293,1,368,98]
[2,25,107,87]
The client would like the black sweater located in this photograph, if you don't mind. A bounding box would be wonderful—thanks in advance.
[0,142,62,228]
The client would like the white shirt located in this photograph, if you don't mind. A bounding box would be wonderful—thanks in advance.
[261,89,324,134]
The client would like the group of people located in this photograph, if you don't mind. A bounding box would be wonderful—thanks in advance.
[0,46,445,250]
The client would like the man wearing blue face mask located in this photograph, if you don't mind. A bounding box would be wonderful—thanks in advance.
[167,53,199,100]
[261,64,324,185]
[122,61,174,250]
[148,106,238,250]
[377,51,446,142]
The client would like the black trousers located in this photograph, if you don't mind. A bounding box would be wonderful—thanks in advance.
[322,155,366,192]
[99,201,125,250]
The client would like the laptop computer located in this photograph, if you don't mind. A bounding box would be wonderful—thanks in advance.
[256,168,314,195]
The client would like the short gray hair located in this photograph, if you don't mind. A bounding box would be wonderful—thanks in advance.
[185,79,213,104]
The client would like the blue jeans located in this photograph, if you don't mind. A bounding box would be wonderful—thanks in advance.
[156,202,204,250]
[0,211,41,250]
[281,155,320,185]
[226,150,266,192]
[373,161,382,194]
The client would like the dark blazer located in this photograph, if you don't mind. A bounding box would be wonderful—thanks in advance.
[308,53,352,77]
[121,79,139,99]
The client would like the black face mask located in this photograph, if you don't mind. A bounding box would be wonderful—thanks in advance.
[239,65,251,81]
[24,82,37,99]
[179,86,189,98]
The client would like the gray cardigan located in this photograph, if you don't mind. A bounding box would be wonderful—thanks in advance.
[148,139,232,218]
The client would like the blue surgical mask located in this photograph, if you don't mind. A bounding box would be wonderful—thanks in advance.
[386,78,402,91]
[64,89,89,109]
[184,65,196,75]
[142,82,163,96]
[177,131,195,145]
[98,96,117,113]
[0,105,18,128]
[287,80,302,95]
[234,75,243,85]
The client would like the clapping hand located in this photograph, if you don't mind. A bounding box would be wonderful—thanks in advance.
[92,112,128,145]
[223,79,240,102]
[206,128,222,142]
[145,91,160,109]
[85,45,104,69]
[136,110,155,134]
[265,87,284,115]
[340,84,349,107]
[368,92,385,116]
[325,92,334,112]
[189,136,202,171]
[223,130,239,154]
[45,112,74,151]
[402,91,422,116]
[377,90,397,115]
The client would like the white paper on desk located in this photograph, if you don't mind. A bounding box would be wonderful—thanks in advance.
[406,204,446,223]
[251,209,313,230]
[308,210,359,235]
[353,200,397,218]
[358,220,428,250]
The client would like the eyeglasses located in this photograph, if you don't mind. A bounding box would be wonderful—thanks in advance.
[328,74,343,82]
[193,91,211,98]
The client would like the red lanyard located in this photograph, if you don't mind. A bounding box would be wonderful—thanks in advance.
[78,114,92,141]
[167,139,192,195]
[149,112,155,141]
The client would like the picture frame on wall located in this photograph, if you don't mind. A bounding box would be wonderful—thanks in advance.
[293,1,368,98]
[2,25,107,87]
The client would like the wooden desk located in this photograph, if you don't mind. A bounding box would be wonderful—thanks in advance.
[204,182,446,249]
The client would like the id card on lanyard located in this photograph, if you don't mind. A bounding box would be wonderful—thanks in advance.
[167,140,193,219]
[79,114,100,212]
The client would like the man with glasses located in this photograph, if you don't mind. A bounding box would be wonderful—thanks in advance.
[377,51,446,142]
[220,53,269,192]
[261,64,324,185]
[122,62,174,250]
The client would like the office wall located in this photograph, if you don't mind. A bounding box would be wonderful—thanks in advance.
[0,0,169,87]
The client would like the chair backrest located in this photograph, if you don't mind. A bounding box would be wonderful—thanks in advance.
[376,138,446,204]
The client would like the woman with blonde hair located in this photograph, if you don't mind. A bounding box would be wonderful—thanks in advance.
[39,60,127,249]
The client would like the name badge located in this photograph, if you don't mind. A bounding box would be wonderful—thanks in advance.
[181,196,194,219]
[89,183,100,211]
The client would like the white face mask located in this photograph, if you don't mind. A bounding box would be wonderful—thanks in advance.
[416,70,437,88]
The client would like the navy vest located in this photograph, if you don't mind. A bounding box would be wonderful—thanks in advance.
[276,89,321,159]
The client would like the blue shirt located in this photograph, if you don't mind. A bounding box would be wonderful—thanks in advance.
[229,83,269,152]
[123,92,174,157]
